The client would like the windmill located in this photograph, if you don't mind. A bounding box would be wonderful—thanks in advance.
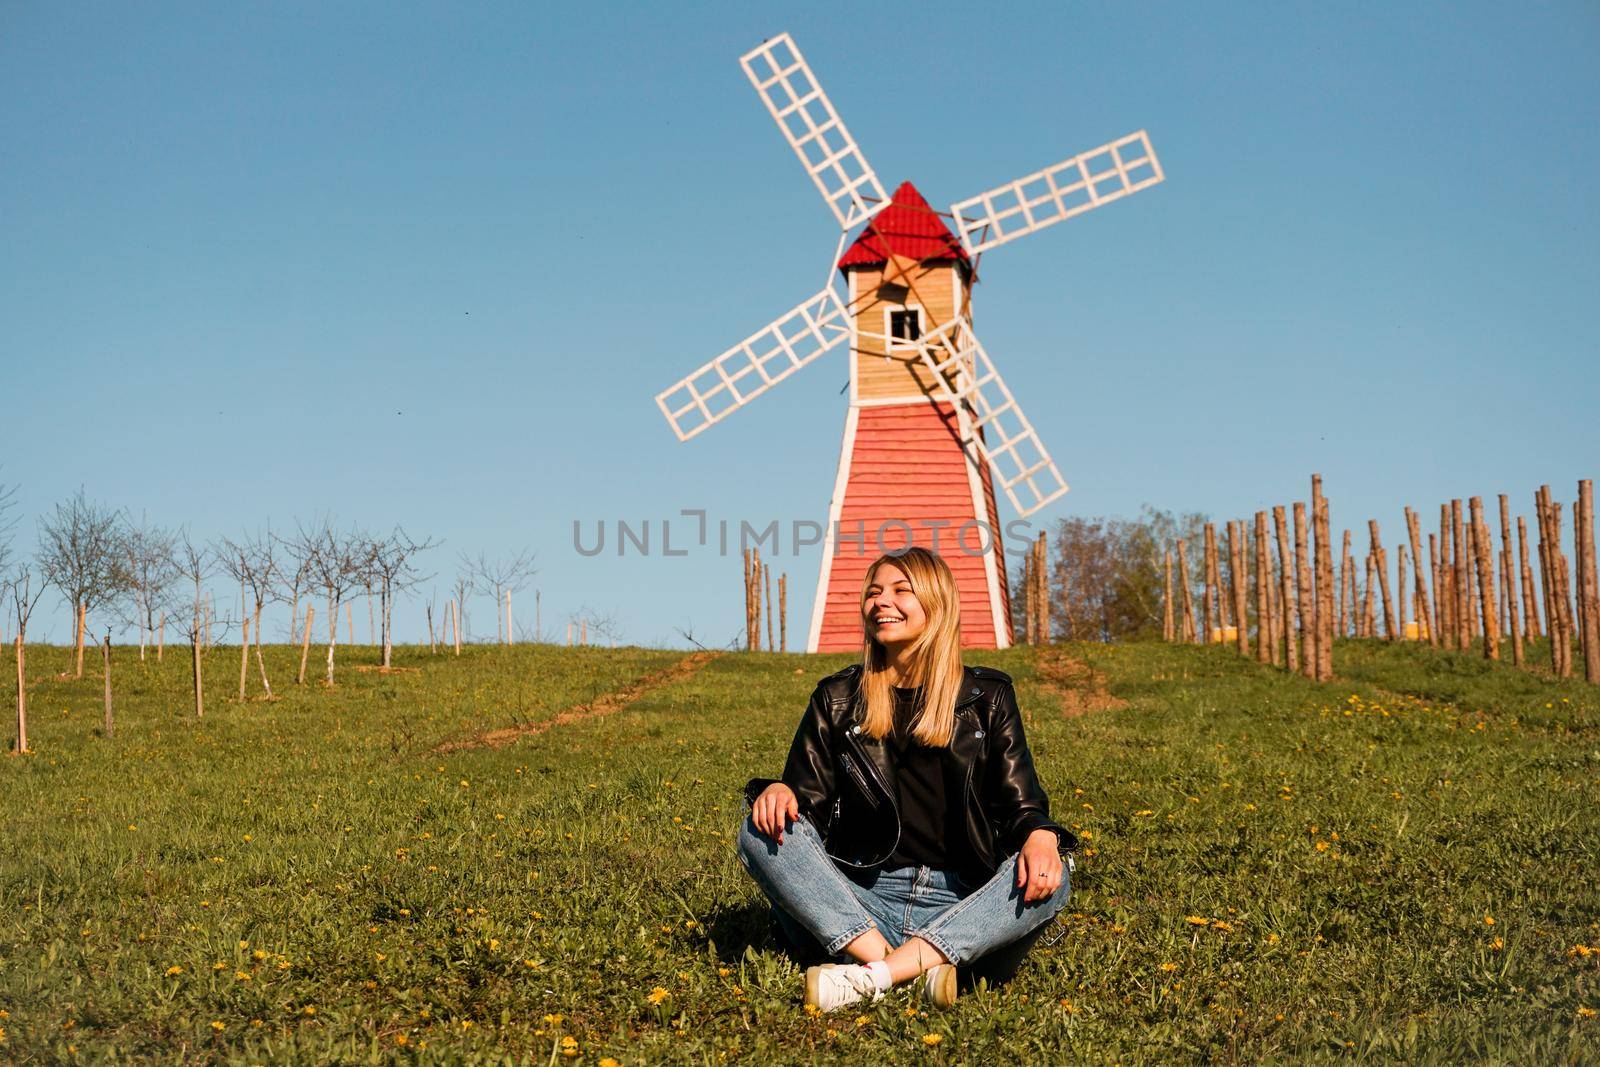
[654,32,1165,653]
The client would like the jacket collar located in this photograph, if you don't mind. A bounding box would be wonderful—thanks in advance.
[832,664,986,716]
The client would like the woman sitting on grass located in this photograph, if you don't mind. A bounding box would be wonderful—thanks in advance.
[736,545,1074,1012]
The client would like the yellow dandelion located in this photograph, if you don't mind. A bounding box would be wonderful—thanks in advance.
[1490,937,1504,950]
[1484,915,1495,926]
[1160,962,1179,972]
[600,1060,622,1067]
[302,1005,317,1016]
[855,1014,871,1027]
[165,965,183,976]
[1184,916,1209,926]
[647,988,670,1006]
[1578,1006,1596,1019]
[210,1020,224,1032]
[1315,841,1330,853]
[922,1033,943,1046]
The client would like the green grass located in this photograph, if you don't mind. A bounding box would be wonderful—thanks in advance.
[0,638,1596,1063]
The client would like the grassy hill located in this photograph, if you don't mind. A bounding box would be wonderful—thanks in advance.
[0,639,1595,1063]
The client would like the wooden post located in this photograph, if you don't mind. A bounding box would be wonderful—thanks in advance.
[1201,524,1219,642]
[1429,533,1442,644]
[1254,514,1271,663]
[1363,554,1377,636]
[1219,526,1236,632]
[779,573,788,653]
[750,549,762,651]
[1337,529,1353,638]
[505,589,513,646]
[191,610,205,719]
[1449,501,1468,652]
[1268,543,1283,665]
[1226,520,1249,655]
[1554,500,1577,678]
[1466,521,1480,643]
[75,600,86,678]
[1580,480,1599,683]
[1518,516,1540,639]
[1536,488,1558,672]
[1405,508,1436,647]
[297,606,314,685]
[1401,547,1414,639]
[1273,507,1297,671]
[1162,550,1175,642]
[1293,503,1314,675]
[13,635,26,754]
[157,611,165,661]
[1313,479,1333,680]
[1176,540,1198,644]
[238,614,251,699]
[1497,495,1523,666]
[102,633,113,738]
[1368,521,1396,640]
[1468,497,1500,660]
[1037,531,1050,643]
[764,563,775,653]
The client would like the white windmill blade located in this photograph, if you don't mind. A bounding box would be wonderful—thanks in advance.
[949,130,1164,256]
[740,33,888,230]
[912,317,1068,517]
[655,287,850,442]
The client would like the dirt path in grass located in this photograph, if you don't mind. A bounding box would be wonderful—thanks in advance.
[433,651,722,753]
[1036,645,1127,717]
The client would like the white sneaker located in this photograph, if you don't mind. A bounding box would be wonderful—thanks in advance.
[803,963,884,1011]
[921,963,958,1008]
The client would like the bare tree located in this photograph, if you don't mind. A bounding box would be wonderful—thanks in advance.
[217,528,278,699]
[296,517,365,684]
[275,529,315,647]
[461,548,538,645]
[120,514,178,661]
[5,561,48,753]
[172,531,213,719]
[38,488,130,677]
[365,527,439,668]
[0,476,18,613]
[451,570,474,646]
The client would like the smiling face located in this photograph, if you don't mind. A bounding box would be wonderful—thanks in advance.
[862,560,929,649]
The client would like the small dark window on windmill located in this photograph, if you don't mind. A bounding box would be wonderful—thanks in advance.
[889,309,921,343]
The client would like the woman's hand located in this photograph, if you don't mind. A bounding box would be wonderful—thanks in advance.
[752,782,800,844]
[1015,828,1064,903]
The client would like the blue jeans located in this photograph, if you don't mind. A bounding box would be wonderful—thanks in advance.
[735,810,1070,969]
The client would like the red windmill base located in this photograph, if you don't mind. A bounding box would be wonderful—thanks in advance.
[807,397,1014,652]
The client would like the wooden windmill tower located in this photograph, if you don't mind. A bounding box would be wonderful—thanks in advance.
[655,33,1165,653]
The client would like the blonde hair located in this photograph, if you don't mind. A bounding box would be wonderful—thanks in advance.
[856,546,964,747]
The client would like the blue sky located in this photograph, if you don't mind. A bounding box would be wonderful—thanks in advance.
[2,2,1596,647]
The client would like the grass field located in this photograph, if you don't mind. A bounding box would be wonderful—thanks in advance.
[1,637,1596,1063]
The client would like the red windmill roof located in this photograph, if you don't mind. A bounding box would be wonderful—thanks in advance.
[837,181,971,271]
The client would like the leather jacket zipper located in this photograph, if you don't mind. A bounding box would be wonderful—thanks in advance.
[838,753,880,809]
[840,728,900,866]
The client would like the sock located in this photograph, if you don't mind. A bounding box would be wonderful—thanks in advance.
[865,960,892,991]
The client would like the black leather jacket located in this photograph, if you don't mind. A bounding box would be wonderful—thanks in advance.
[743,663,1076,889]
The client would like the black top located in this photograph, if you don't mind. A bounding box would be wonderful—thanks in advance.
[883,686,970,871]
